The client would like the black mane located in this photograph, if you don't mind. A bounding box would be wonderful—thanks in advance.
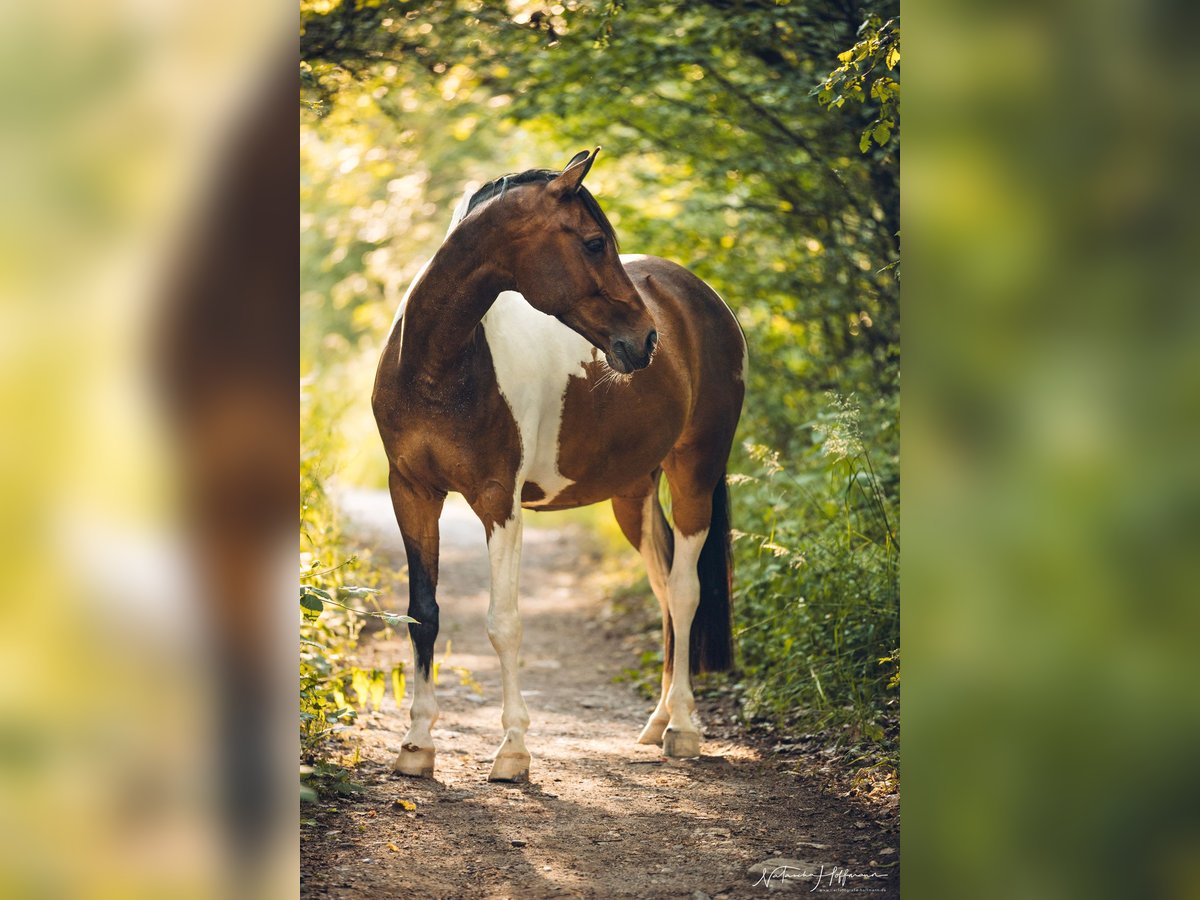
[463,168,619,249]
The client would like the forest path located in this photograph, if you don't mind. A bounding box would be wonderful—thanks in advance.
[300,489,898,898]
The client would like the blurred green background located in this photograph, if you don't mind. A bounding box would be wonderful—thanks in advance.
[906,0,1200,897]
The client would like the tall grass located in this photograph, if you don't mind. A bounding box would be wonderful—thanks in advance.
[731,393,899,747]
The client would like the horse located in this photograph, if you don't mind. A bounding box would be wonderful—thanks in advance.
[372,148,746,782]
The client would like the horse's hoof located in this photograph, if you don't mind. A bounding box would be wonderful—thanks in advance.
[487,752,531,783]
[662,728,701,759]
[394,744,435,778]
[637,719,667,746]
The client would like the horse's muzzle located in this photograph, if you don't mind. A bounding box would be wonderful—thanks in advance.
[609,330,657,373]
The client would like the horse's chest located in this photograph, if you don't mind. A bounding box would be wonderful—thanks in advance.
[482,292,593,505]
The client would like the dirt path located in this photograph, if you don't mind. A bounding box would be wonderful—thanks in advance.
[301,490,898,898]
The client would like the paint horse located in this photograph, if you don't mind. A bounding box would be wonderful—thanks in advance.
[372,149,746,782]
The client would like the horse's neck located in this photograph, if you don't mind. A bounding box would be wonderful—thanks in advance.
[397,220,512,382]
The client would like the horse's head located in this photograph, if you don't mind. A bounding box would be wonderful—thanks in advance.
[495,150,658,373]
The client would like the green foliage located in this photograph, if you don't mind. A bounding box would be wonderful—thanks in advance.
[732,393,898,744]
[815,14,900,153]
[300,387,410,797]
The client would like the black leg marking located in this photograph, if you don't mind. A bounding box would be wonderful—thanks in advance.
[404,541,440,678]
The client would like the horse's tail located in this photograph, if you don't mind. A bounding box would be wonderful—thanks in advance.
[663,472,736,676]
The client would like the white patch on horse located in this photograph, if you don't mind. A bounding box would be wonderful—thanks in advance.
[482,291,593,507]
[619,253,648,264]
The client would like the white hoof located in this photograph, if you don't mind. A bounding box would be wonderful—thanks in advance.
[637,717,668,746]
[394,744,435,778]
[662,728,701,759]
[487,751,531,783]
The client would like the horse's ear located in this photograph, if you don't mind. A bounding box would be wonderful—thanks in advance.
[549,147,600,197]
[562,149,591,169]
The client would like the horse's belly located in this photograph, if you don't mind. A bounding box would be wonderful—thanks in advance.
[522,382,686,510]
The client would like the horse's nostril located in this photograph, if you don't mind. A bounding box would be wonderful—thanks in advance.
[645,330,658,355]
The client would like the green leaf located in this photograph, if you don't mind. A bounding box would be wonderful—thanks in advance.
[873,122,892,146]
[383,613,419,627]
[392,665,406,705]
[860,128,872,153]
[369,670,386,712]
[300,591,324,614]
[339,585,380,597]
[886,46,900,69]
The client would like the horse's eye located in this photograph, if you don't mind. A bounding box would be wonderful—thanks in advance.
[584,238,605,254]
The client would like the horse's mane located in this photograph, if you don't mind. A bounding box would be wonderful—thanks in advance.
[456,168,620,250]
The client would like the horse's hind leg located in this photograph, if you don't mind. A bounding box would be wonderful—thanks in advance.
[611,473,674,746]
[388,471,445,777]
[659,450,730,759]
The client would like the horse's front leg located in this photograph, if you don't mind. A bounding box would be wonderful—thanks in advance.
[388,470,445,778]
[481,502,531,782]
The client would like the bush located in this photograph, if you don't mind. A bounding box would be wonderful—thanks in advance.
[299,386,410,799]
[731,393,898,746]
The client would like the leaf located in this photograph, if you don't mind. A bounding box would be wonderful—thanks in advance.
[340,585,380,597]
[369,669,386,712]
[388,841,401,852]
[300,584,331,615]
[300,593,324,615]
[886,46,900,69]
[351,669,371,709]
[383,613,419,627]
[872,122,892,146]
[392,666,406,705]
[394,799,416,811]
[860,128,872,153]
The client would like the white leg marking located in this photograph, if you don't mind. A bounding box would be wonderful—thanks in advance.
[637,491,674,746]
[395,636,438,777]
[663,529,708,758]
[485,513,532,782]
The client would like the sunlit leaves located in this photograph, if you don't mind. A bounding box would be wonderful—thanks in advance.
[815,15,900,153]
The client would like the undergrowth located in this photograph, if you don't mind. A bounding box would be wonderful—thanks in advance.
[733,392,898,750]
[300,385,409,801]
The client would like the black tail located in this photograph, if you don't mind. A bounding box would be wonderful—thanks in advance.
[665,473,735,675]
